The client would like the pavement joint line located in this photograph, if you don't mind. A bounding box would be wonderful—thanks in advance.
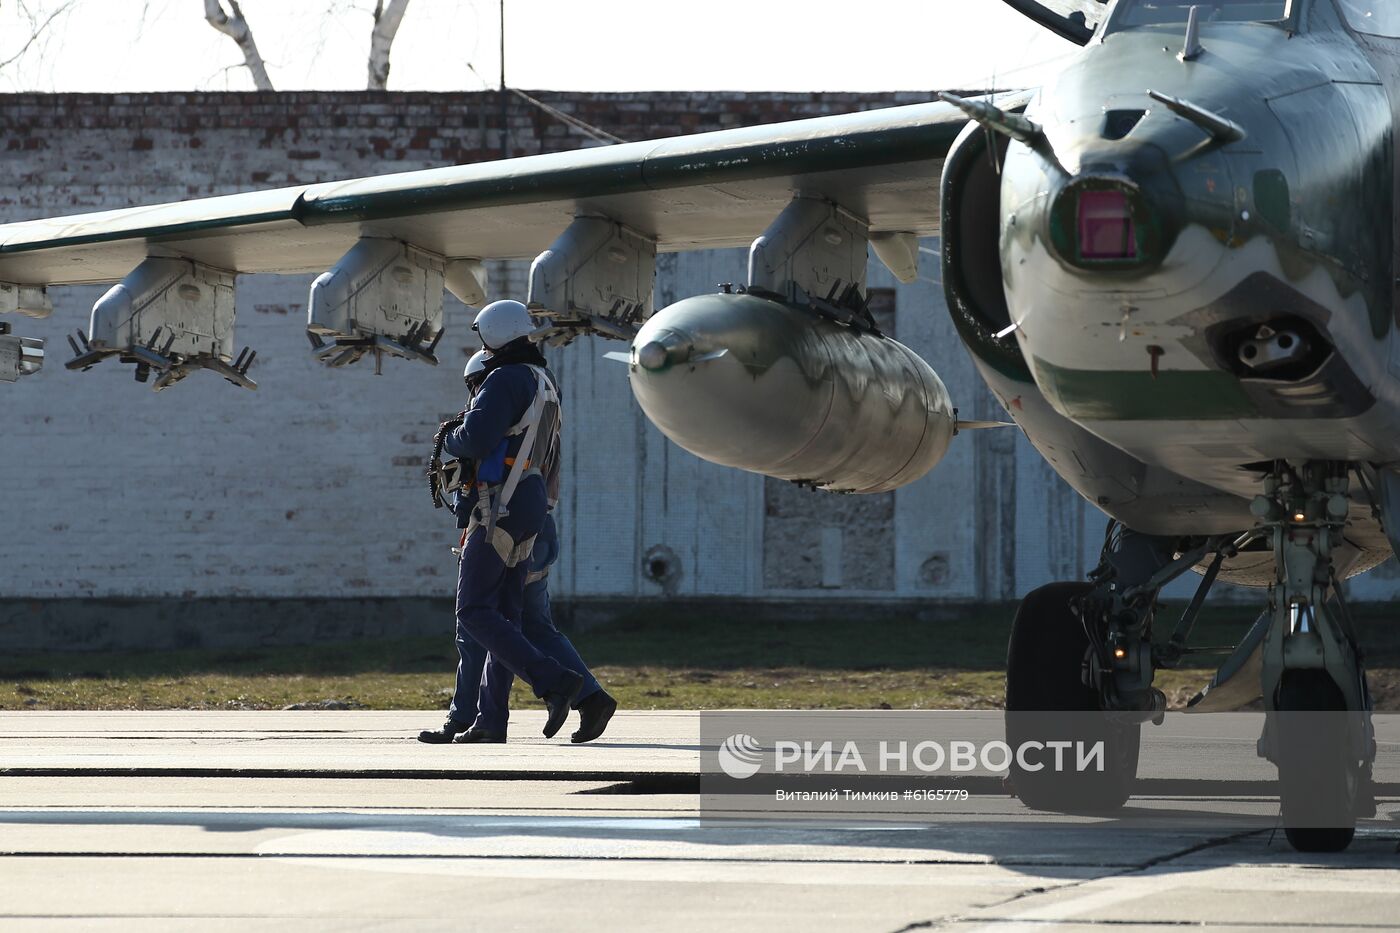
[0,851,1134,866]
[0,915,371,921]
[923,827,1269,932]
[5,769,1396,799]
[947,922,1398,929]
[1285,862,1400,870]
[0,805,690,812]
[0,728,383,734]
[882,870,1101,933]
[0,806,700,812]
[924,870,1117,931]
[1121,828,1268,871]
[0,768,701,785]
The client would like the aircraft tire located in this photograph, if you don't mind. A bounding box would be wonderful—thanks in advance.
[1005,581,1139,814]
[1275,670,1357,853]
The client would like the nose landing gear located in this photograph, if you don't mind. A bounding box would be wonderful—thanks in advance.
[1254,462,1375,852]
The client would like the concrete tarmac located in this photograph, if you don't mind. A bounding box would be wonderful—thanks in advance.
[1,711,1397,931]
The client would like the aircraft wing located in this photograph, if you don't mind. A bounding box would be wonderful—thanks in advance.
[0,96,1015,287]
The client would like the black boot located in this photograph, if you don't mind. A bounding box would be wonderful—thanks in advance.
[417,720,470,744]
[542,671,585,738]
[452,728,507,744]
[571,690,617,744]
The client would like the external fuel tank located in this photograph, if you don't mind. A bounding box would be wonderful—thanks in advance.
[625,291,956,494]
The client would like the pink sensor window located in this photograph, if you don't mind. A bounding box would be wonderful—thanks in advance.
[1078,190,1138,260]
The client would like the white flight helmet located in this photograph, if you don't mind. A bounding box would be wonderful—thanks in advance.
[464,349,492,387]
[473,299,536,350]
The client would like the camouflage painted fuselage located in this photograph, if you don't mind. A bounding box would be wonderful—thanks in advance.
[952,2,1400,579]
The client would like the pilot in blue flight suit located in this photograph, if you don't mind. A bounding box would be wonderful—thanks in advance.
[421,299,581,740]
[419,346,616,744]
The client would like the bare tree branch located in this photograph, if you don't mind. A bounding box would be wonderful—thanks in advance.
[366,0,410,91]
[0,0,81,71]
[203,0,273,91]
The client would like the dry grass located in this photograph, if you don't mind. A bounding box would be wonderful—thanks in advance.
[2,602,1396,712]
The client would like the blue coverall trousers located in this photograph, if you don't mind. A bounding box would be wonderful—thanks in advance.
[448,512,602,731]
[451,477,574,714]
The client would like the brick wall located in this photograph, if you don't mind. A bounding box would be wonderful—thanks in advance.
[0,89,940,218]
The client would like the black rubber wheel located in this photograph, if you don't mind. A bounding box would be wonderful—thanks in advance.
[1274,670,1357,853]
[1005,581,1139,813]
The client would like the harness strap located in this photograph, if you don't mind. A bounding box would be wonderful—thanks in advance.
[498,364,558,512]
[485,484,504,542]
[460,504,536,569]
[467,365,560,542]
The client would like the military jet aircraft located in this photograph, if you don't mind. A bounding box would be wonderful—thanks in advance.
[1,0,1395,851]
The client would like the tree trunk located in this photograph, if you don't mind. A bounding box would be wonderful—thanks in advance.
[366,0,411,91]
[203,0,273,91]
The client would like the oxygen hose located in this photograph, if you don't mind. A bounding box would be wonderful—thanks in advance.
[427,413,466,507]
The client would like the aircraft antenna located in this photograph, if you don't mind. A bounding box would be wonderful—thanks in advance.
[1180,4,1204,62]
[986,68,1002,174]
[499,0,510,158]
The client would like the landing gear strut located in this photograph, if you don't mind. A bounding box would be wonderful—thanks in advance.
[1005,460,1375,852]
[1253,462,1375,852]
[1006,520,1245,813]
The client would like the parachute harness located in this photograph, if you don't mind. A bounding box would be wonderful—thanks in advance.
[429,365,561,559]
